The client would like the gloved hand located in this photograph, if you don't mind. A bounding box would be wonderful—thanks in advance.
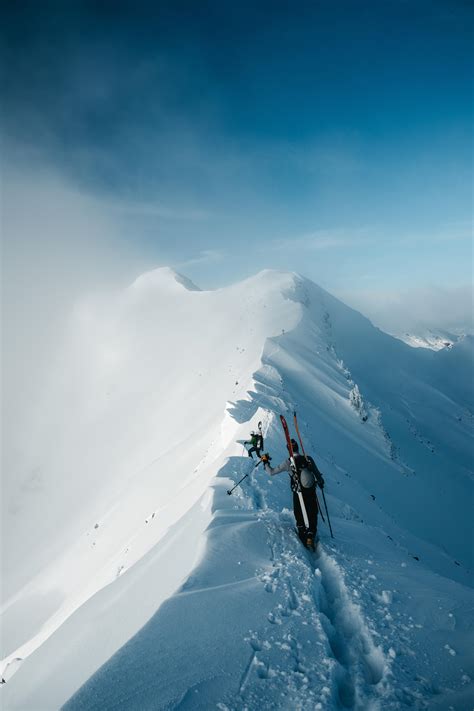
[317,474,325,489]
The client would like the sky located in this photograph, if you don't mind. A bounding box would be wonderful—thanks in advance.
[1,0,473,335]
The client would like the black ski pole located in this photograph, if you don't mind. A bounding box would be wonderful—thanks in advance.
[227,473,249,495]
[315,491,326,524]
[321,489,334,538]
[227,457,263,495]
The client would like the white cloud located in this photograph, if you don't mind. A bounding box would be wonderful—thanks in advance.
[108,201,212,221]
[177,249,224,268]
[397,222,473,245]
[338,285,473,336]
[269,227,373,252]
[2,165,144,450]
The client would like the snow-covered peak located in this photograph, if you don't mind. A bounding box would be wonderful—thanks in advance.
[130,266,201,293]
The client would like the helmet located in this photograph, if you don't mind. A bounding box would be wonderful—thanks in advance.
[250,431,256,435]
[290,439,299,452]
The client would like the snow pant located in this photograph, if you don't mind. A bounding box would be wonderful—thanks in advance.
[247,445,261,458]
[293,487,318,541]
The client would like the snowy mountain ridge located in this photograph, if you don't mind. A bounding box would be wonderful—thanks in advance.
[396,328,464,351]
[2,268,473,710]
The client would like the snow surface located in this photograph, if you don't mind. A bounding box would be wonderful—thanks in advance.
[2,268,473,710]
[396,329,462,351]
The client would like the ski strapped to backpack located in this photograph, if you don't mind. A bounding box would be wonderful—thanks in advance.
[280,414,310,530]
[244,421,264,452]
[293,410,307,457]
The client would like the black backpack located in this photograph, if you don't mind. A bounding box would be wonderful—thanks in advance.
[291,454,316,490]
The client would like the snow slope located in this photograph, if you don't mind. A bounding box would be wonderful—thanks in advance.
[2,269,473,710]
[396,329,461,351]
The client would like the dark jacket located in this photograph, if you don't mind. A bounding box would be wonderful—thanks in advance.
[264,454,324,492]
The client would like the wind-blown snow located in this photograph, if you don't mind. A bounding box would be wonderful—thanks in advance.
[395,327,469,352]
[2,268,473,711]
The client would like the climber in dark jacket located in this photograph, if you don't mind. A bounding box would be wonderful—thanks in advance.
[262,439,324,550]
[244,430,264,459]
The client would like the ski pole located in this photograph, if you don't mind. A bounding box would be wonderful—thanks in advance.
[315,491,326,524]
[321,489,334,538]
[227,473,249,495]
[227,457,264,495]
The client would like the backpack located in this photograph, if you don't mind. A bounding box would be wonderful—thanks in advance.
[291,454,316,490]
[250,433,264,448]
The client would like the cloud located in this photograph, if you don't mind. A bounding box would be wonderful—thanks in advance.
[397,221,473,245]
[270,227,374,252]
[338,284,473,335]
[177,249,225,268]
[1,164,145,450]
[108,201,212,222]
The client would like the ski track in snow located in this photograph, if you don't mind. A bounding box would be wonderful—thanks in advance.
[220,434,473,711]
[224,445,391,711]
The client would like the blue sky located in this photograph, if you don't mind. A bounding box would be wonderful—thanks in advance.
[2,0,472,331]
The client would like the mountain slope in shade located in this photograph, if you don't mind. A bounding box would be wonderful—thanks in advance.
[2,269,473,711]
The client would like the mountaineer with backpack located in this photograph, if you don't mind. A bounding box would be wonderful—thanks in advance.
[261,417,326,551]
[244,422,264,459]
